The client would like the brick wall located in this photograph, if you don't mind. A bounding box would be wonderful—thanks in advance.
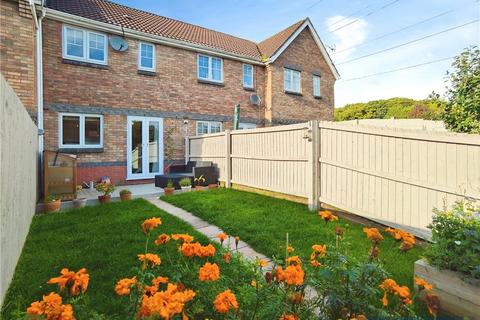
[0,0,36,113]
[269,27,335,123]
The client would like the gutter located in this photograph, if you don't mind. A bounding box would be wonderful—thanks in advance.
[44,8,265,66]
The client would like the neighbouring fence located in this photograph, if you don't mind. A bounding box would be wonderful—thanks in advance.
[0,74,38,305]
[187,120,480,237]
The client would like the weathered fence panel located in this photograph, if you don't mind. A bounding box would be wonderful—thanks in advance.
[187,120,480,236]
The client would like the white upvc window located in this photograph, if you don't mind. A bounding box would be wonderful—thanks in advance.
[138,42,156,71]
[284,68,301,93]
[238,122,257,130]
[313,75,321,97]
[59,113,103,148]
[196,121,223,136]
[197,54,223,83]
[62,25,108,64]
[242,64,254,88]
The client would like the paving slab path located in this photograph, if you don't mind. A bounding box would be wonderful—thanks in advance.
[147,197,272,267]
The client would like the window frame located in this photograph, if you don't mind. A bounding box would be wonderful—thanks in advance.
[196,121,223,136]
[242,64,254,88]
[138,41,156,72]
[62,25,108,65]
[238,122,257,130]
[284,68,302,94]
[313,75,321,97]
[58,113,104,148]
[197,54,224,83]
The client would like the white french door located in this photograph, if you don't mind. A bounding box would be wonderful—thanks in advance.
[127,116,164,179]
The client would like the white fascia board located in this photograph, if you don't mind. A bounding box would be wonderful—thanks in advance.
[268,18,340,80]
[45,8,264,66]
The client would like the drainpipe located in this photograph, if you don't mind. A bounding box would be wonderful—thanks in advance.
[29,0,45,195]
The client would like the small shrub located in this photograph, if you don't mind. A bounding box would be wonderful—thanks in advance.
[424,201,480,278]
[44,194,58,203]
[95,182,115,196]
[166,179,174,189]
[119,189,132,195]
[179,178,191,187]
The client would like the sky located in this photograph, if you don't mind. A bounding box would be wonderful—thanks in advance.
[115,0,480,107]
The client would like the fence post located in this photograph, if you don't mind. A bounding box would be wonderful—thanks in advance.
[308,120,320,210]
[225,130,232,188]
[184,136,190,164]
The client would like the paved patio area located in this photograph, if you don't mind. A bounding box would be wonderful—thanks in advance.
[78,183,161,200]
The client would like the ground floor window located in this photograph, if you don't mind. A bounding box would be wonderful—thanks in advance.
[59,113,103,148]
[196,121,222,135]
[238,122,257,130]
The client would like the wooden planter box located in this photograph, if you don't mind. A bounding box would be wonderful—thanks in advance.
[414,259,480,320]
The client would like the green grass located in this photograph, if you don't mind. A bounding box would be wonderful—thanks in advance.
[0,199,247,319]
[162,188,424,288]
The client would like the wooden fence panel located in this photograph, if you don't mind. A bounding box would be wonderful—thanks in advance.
[318,122,480,233]
[188,133,226,181]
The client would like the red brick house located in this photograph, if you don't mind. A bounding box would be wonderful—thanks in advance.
[1,0,339,185]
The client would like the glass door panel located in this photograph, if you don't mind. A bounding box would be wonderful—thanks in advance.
[149,121,160,174]
[131,120,143,174]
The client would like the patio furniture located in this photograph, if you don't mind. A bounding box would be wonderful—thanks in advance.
[155,161,218,189]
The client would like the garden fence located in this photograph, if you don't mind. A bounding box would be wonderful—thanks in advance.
[187,121,480,237]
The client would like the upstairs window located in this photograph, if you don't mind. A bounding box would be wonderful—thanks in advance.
[59,113,103,148]
[196,121,222,136]
[197,55,223,83]
[63,25,107,64]
[284,68,301,93]
[138,42,155,71]
[243,64,254,88]
[313,75,321,97]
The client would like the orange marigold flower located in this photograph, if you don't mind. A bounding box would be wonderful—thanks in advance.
[172,233,194,243]
[217,233,227,243]
[213,289,238,314]
[138,253,161,267]
[199,262,220,282]
[276,264,304,286]
[180,242,216,258]
[287,245,295,253]
[251,280,258,288]
[286,255,302,266]
[280,314,299,320]
[139,283,195,319]
[350,315,368,320]
[198,244,216,257]
[363,227,383,243]
[288,292,304,305]
[152,276,169,287]
[222,252,232,263]
[154,233,170,246]
[426,294,441,316]
[379,278,412,306]
[415,277,433,291]
[310,259,322,268]
[257,259,269,268]
[47,268,89,296]
[26,292,75,320]
[312,244,327,257]
[141,217,162,234]
[319,210,338,222]
[115,276,137,296]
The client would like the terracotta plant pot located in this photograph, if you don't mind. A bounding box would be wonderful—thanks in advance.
[73,198,87,209]
[195,186,206,191]
[98,194,111,204]
[164,187,175,196]
[44,199,61,213]
[120,192,132,201]
[208,183,218,189]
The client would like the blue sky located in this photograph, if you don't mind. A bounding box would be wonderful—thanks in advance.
[115,0,479,107]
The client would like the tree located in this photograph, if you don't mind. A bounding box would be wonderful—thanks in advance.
[442,46,480,134]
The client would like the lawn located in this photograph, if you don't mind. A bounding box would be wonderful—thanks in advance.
[0,199,259,319]
[162,188,425,289]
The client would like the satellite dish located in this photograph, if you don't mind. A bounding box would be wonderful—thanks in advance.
[250,93,261,106]
[109,36,129,52]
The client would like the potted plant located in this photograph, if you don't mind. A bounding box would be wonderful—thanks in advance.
[414,201,480,318]
[119,189,132,201]
[163,179,175,196]
[73,185,87,208]
[194,175,206,191]
[95,182,115,204]
[44,195,61,213]
[179,177,192,192]
[208,182,218,189]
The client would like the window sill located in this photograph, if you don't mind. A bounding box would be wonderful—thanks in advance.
[138,70,157,77]
[59,148,104,154]
[314,96,323,100]
[285,90,302,96]
[62,59,108,70]
[243,86,255,92]
[197,79,225,87]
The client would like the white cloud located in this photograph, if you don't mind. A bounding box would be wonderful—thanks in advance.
[325,15,368,61]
